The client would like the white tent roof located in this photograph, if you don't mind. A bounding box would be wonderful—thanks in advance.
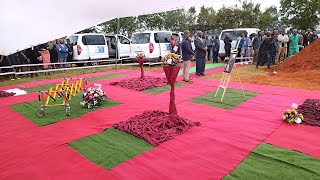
[0,0,210,55]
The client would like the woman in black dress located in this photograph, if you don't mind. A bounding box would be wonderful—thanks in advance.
[49,40,58,69]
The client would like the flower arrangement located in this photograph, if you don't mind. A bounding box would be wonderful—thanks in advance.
[282,103,304,124]
[161,53,182,66]
[136,52,145,59]
[80,83,106,109]
[316,101,320,111]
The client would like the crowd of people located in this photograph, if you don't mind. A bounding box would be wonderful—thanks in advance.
[254,28,318,69]
[178,28,318,83]
[0,39,73,80]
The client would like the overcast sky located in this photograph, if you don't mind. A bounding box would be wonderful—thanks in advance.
[196,0,280,11]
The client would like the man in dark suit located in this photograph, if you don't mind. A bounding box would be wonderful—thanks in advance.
[194,31,207,76]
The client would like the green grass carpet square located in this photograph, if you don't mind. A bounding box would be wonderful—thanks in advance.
[86,73,126,82]
[23,74,126,93]
[10,94,121,126]
[178,63,224,76]
[69,128,154,170]
[223,143,320,180]
[142,82,188,94]
[189,88,258,109]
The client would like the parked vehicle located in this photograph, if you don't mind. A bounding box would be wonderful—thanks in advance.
[67,33,109,66]
[218,28,260,59]
[130,31,172,62]
[105,34,131,59]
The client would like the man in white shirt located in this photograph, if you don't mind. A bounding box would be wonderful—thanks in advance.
[277,30,289,62]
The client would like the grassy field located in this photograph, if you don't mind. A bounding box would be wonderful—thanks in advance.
[0,65,162,87]
[205,64,320,90]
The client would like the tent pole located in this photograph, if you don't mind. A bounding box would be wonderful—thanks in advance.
[115,18,120,71]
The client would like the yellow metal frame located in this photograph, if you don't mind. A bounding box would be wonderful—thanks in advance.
[37,78,86,116]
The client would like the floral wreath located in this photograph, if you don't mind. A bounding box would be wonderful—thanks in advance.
[282,103,304,124]
[161,53,182,66]
[136,52,145,59]
[80,83,106,109]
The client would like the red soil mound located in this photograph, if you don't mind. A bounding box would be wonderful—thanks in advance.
[273,39,320,72]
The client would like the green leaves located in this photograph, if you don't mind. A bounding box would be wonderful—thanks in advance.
[280,0,320,29]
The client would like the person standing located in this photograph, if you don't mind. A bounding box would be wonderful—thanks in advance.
[170,35,178,54]
[207,37,213,61]
[49,40,58,69]
[224,33,232,59]
[252,31,263,64]
[240,32,249,59]
[310,30,319,44]
[66,39,73,68]
[288,29,301,56]
[181,30,194,82]
[56,39,69,68]
[269,33,278,66]
[212,35,220,63]
[257,32,274,69]
[277,30,289,62]
[194,31,207,76]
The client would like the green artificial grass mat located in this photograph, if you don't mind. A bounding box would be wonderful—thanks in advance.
[69,128,154,170]
[23,74,126,93]
[178,63,224,75]
[10,94,120,126]
[142,82,188,94]
[189,88,258,109]
[86,73,126,82]
[224,143,320,180]
[24,84,57,93]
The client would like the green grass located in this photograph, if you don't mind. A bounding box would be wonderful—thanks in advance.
[10,94,121,126]
[142,82,188,94]
[223,143,320,180]
[69,128,154,170]
[23,73,126,93]
[178,63,224,76]
[86,73,126,82]
[24,84,57,93]
[189,88,258,109]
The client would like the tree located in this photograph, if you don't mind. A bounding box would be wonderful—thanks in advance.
[137,13,165,30]
[100,17,137,36]
[215,6,240,29]
[280,0,320,29]
[238,1,261,27]
[259,6,280,30]
[76,27,99,34]
[163,9,187,31]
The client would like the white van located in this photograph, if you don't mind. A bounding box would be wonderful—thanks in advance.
[67,33,109,66]
[130,31,172,62]
[105,34,131,59]
[218,28,260,59]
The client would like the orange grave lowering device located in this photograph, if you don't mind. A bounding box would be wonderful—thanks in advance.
[37,78,86,116]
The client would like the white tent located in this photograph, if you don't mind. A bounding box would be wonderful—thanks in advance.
[0,0,211,56]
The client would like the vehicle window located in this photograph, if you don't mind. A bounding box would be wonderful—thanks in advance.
[221,30,247,41]
[82,35,106,45]
[105,36,116,48]
[172,33,180,42]
[131,33,151,44]
[119,36,130,44]
[68,36,78,46]
[154,32,171,43]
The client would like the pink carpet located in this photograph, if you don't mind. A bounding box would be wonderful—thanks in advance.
[0,68,319,179]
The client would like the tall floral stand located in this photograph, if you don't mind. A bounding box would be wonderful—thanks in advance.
[137,58,145,79]
[163,65,181,115]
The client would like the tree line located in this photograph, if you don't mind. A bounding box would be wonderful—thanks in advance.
[79,0,320,36]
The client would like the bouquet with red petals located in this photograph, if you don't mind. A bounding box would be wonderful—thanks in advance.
[80,84,106,109]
